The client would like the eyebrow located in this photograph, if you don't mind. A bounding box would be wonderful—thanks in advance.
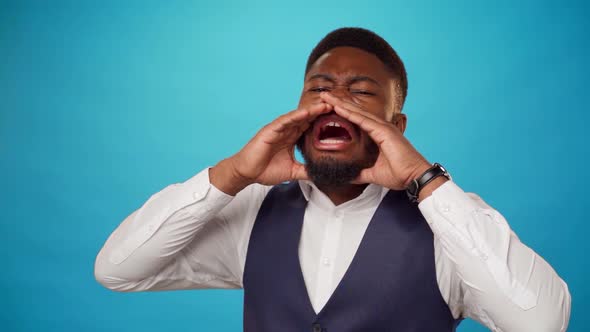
[307,73,382,87]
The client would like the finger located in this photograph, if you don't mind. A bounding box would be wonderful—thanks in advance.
[288,102,333,129]
[270,111,308,133]
[304,102,333,121]
[320,92,388,125]
[294,102,333,121]
[291,103,331,136]
[272,103,331,132]
[293,102,333,133]
[330,104,391,143]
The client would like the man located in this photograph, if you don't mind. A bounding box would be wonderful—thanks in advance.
[95,28,571,331]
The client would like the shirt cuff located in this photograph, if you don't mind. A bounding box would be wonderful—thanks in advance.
[418,180,480,228]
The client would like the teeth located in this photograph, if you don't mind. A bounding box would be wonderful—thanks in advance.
[320,139,346,144]
[324,121,341,128]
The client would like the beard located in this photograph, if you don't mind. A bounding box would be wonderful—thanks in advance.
[295,131,379,188]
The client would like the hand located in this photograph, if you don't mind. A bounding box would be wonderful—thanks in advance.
[320,92,432,191]
[210,103,333,195]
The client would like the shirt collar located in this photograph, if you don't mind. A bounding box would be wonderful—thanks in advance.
[297,180,389,212]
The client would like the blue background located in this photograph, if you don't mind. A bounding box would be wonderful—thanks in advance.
[1,0,587,331]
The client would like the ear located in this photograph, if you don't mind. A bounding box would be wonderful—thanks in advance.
[392,113,407,133]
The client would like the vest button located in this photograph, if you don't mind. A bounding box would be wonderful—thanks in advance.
[312,323,322,332]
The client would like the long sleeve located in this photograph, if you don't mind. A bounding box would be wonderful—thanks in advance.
[94,168,265,292]
[419,181,571,332]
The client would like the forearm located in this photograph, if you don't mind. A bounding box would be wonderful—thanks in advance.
[209,158,253,196]
[94,168,234,291]
[420,182,571,331]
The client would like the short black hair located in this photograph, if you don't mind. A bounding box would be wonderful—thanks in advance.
[305,27,408,110]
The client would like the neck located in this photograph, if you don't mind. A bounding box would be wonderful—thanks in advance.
[315,183,369,206]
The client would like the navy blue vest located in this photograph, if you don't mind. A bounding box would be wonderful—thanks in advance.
[243,182,461,332]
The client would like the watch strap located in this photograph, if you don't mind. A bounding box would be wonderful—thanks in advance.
[406,163,450,203]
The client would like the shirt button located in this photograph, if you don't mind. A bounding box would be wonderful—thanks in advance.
[312,323,322,332]
[147,224,155,233]
[481,253,489,261]
[441,204,451,213]
[322,258,331,266]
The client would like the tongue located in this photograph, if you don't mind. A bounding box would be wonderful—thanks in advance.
[320,126,351,141]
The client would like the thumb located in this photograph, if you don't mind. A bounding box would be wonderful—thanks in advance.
[350,168,373,185]
[288,145,309,181]
[291,161,309,181]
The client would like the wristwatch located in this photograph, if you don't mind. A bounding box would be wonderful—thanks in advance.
[406,163,451,203]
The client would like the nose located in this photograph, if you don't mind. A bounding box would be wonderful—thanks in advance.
[329,85,354,101]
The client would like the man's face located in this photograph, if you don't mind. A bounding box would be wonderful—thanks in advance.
[296,46,402,187]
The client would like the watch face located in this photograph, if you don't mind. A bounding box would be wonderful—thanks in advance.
[436,163,451,179]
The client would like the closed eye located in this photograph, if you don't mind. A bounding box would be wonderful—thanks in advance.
[351,90,376,96]
[308,87,331,93]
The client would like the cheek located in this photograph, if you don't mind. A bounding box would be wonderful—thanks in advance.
[347,132,373,157]
[359,133,372,150]
[360,96,389,120]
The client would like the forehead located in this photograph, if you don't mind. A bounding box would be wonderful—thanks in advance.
[306,46,391,82]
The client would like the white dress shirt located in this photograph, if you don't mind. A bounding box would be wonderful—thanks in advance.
[95,168,571,332]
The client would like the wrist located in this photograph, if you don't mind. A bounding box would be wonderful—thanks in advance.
[405,160,432,188]
[405,162,451,203]
[209,158,253,196]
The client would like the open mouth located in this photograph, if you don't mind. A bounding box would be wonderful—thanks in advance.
[319,121,352,143]
[312,115,357,151]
